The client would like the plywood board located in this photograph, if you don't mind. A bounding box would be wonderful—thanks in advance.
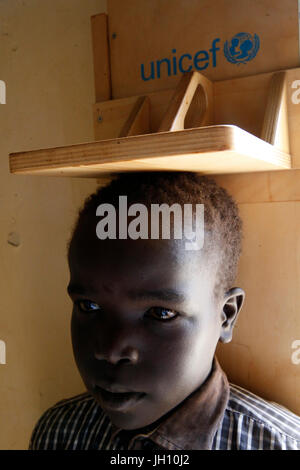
[213,169,300,203]
[94,89,174,139]
[158,70,214,131]
[91,13,111,102]
[9,125,291,177]
[94,95,150,140]
[107,0,300,98]
[217,201,300,415]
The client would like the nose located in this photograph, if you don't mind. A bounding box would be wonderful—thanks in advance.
[94,345,139,365]
[93,322,140,365]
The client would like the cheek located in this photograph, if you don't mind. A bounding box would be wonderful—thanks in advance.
[143,324,194,379]
[71,312,90,362]
[168,317,220,370]
[71,313,99,390]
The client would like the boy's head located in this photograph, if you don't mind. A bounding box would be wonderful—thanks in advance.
[66,171,245,431]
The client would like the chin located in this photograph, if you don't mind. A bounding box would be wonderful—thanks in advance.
[105,409,149,431]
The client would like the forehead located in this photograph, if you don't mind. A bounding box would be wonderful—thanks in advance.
[68,217,215,299]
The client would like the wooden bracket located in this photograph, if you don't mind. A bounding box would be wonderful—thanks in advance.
[94,95,150,140]
[261,71,289,154]
[119,96,150,137]
[158,71,213,132]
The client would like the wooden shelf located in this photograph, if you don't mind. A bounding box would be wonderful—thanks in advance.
[9,125,291,177]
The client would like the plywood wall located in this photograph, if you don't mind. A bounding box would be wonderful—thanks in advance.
[214,171,300,414]
[107,0,299,97]
[0,0,107,450]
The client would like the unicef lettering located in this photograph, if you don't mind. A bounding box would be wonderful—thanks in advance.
[140,32,261,81]
[141,39,220,81]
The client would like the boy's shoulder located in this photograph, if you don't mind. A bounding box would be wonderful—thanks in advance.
[220,382,300,448]
[28,391,107,450]
[46,391,94,410]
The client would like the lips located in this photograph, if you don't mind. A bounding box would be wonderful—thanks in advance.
[94,385,146,411]
[96,382,137,394]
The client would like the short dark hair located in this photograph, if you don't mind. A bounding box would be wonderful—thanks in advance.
[67,171,243,299]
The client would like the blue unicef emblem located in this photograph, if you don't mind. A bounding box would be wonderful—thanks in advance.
[224,32,260,65]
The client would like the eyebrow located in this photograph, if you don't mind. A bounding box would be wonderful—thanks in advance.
[67,284,186,304]
[67,284,97,297]
[127,288,186,304]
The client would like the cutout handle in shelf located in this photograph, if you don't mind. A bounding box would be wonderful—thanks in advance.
[158,71,213,132]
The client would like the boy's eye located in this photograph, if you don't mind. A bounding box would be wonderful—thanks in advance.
[75,299,101,313]
[74,301,178,321]
[147,307,178,321]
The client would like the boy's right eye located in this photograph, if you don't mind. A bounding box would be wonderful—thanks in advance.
[75,299,101,313]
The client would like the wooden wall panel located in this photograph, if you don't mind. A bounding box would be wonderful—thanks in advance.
[214,169,300,204]
[216,201,300,414]
[91,13,111,102]
[107,0,299,99]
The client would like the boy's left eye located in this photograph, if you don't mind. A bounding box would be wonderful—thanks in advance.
[147,307,179,321]
[75,300,101,313]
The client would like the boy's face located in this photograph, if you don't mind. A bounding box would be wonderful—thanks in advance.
[68,216,239,431]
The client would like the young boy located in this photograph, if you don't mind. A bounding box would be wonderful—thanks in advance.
[28,171,300,450]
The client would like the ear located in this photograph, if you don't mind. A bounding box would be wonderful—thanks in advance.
[219,287,245,344]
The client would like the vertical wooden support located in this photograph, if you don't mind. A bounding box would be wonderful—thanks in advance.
[91,13,112,102]
[91,13,113,186]
[261,71,290,154]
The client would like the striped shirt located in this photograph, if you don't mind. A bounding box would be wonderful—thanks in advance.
[28,357,300,450]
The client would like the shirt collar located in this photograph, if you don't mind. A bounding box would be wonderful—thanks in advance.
[109,356,230,450]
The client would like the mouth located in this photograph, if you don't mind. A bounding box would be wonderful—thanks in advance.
[94,385,146,411]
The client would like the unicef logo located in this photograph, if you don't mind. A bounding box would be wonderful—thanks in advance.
[224,32,260,65]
